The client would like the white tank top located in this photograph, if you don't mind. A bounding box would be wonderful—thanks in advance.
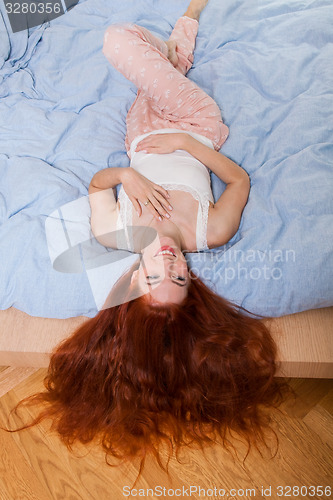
[116,129,215,252]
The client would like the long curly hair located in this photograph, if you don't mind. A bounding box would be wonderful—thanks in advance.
[6,265,290,483]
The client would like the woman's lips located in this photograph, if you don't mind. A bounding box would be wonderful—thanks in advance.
[154,245,176,257]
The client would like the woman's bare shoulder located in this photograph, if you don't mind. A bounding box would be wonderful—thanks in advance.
[206,204,230,249]
[89,189,120,247]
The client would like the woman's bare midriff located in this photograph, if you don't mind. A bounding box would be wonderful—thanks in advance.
[117,189,214,253]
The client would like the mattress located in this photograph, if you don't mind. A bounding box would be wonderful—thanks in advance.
[0,0,332,318]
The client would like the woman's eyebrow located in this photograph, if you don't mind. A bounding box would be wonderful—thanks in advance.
[145,279,187,287]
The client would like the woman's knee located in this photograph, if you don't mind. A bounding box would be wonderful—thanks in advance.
[102,24,141,63]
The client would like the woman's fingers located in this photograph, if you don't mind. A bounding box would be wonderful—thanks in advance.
[137,190,172,221]
[135,133,184,154]
[127,171,173,221]
[150,184,172,218]
[135,138,151,152]
[136,143,159,154]
[145,199,163,221]
[135,135,172,154]
[152,192,173,218]
[130,197,142,217]
[131,196,160,221]
[154,184,171,200]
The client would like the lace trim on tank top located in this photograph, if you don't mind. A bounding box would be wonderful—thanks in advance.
[117,188,133,251]
[117,183,210,252]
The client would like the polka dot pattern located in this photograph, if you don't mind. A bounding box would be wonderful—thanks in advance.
[102,17,229,153]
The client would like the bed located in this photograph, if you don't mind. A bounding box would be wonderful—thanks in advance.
[0,0,332,377]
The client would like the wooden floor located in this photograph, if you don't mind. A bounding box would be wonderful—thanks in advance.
[0,368,332,500]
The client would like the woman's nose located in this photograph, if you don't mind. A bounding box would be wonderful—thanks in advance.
[164,260,182,274]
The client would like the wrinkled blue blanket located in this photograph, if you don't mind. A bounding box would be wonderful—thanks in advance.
[0,0,332,319]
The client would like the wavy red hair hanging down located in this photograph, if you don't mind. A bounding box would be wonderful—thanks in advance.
[5,270,291,482]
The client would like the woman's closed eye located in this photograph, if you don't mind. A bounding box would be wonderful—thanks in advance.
[146,275,186,282]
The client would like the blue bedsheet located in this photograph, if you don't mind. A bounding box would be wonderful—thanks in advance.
[0,0,332,319]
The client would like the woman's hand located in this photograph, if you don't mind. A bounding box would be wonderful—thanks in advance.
[135,133,186,154]
[121,168,173,220]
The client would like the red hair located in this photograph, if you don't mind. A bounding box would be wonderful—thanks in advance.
[6,271,290,483]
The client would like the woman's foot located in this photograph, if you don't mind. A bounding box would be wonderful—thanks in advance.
[165,39,178,67]
[165,0,208,67]
[183,0,209,21]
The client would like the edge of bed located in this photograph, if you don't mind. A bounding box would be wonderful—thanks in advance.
[0,306,332,378]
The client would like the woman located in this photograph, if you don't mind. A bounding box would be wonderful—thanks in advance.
[7,0,290,484]
[88,0,250,306]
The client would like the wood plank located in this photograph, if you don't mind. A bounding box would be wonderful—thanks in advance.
[318,388,333,416]
[237,413,333,496]
[303,405,333,449]
[0,366,39,398]
[0,306,332,378]
[277,378,333,419]
[0,420,52,500]
[0,371,332,499]
[0,392,96,500]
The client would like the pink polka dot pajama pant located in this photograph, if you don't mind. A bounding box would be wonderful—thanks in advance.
[102,16,229,155]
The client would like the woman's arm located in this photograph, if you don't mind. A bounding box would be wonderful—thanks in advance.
[88,168,124,247]
[135,132,248,184]
[89,166,173,233]
[180,134,250,246]
[89,166,171,247]
[135,133,250,246]
[89,166,124,199]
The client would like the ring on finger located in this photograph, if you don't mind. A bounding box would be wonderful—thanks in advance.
[144,199,150,206]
